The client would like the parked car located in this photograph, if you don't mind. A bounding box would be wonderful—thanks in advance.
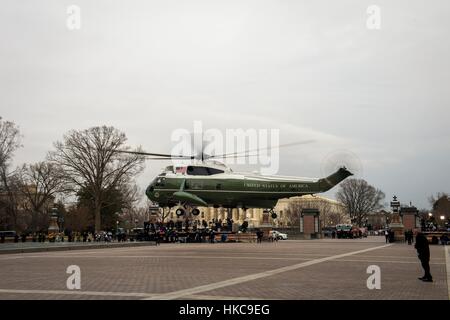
[322,227,337,238]
[128,228,147,241]
[336,224,363,238]
[0,230,16,242]
[271,230,288,240]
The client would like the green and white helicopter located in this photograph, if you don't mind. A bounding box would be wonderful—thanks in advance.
[117,141,353,218]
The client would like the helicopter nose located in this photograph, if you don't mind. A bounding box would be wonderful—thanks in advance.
[146,184,155,198]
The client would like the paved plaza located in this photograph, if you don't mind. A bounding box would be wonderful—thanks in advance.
[0,236,448,300]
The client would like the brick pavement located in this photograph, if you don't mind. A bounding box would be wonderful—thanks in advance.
[0,237,448,300]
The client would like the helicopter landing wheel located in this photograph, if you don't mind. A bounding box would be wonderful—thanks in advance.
[191,208,200,216]
[175,207,185,217]
[269,208,278,219]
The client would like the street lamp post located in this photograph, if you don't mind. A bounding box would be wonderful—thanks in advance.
[390,196,400,215]
[48,207,60,234]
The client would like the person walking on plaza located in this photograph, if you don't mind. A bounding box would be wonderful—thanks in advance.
[256,230,263,244]
[385,230,389,243]
[415,232,433,282]
[155,231,161,246]
[271,231,278,242]
[407,230,413,245]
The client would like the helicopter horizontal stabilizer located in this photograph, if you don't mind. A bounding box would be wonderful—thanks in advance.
[173,191,208,207]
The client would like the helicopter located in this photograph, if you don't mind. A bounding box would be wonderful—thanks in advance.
[116,140,353,219]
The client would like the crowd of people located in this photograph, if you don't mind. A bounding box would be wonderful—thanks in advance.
[2,231,114,243]
[0,217,241,244]
[144,217,237,244]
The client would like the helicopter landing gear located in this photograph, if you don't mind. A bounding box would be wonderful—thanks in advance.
[175,207,185,216]
[269,208,278,219]
[175,204,200,217]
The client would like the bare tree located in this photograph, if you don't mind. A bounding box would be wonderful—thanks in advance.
[284,201,303,227]
[327,210,349,226]
[119,205,148,230]
[428,192,449,207]
[16,162,65,231]
[120,183,143,211]
[0,117,22,230]
[0,117,21,172]
[428,192,450,226]
[49,126,145,232]
[113,183,145,229]
[159,207,171,223]
[65,205,94,233]
[336,179,385,227]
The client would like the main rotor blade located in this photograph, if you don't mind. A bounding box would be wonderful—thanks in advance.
[114,150,194,159]
[206,139,315,159]
[143,157,195,160]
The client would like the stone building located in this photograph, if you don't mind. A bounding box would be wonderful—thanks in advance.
[275,195,349,228]
[366,210,389,230]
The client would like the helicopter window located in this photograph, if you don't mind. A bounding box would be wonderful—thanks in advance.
[175,166,187,174]
[187,166,209,175]
[155,177,166,186]
[207,168,224,175]
[186,166,224,176]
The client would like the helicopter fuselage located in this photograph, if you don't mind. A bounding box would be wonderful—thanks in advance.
[145,165,352,210]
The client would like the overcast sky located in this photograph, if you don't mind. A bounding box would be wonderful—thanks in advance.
[1,0,449,209]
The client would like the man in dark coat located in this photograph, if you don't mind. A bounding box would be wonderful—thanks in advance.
[256,230,263,244]
[209,230,215,244]
[414,232,433,282]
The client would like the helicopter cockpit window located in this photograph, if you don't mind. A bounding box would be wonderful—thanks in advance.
[155,177,166,186]
[186,166,224,176]
[187,166,208,175]
[164,166,174,173]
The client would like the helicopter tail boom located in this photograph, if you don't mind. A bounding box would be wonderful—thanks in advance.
[317,167,353,192]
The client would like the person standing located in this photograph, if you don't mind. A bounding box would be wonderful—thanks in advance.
[155,230,161,246]
[407,230,413,245]
[209,230,215,244]
[385,230,389,243]
[256,230,263,244]
[272,231,278,242]
[415,232,433,282]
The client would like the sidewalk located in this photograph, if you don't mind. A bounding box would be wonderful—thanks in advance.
[0,241,157,254]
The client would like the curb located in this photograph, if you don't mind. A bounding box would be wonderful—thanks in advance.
[0,241,157,255]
